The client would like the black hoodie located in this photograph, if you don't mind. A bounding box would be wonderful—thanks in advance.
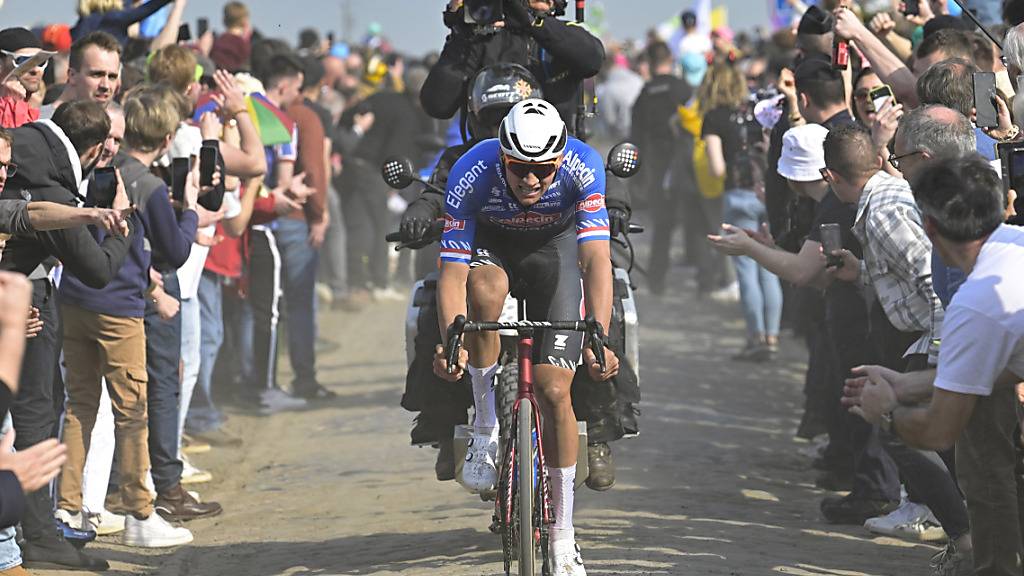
[0,120,133,288]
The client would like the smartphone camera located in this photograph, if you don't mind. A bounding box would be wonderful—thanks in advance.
[199,145,218,188]
[868,85,895,114]
[91,167,117,210]
[171,157,191,204]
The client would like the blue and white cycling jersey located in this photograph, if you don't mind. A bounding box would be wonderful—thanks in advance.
[440,138,609,264]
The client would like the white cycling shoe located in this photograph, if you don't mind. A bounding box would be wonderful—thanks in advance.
[459,430,498,494]
[550,540,587,576]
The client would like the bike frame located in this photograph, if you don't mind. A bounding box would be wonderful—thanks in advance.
[499,329,553,553]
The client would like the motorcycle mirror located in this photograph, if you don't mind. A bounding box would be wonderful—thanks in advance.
[381,156,417,190]
[607,142,641,179]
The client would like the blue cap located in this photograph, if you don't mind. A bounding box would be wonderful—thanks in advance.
[681,52,707,88]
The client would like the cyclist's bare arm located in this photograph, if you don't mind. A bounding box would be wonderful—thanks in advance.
[437,261,470,338]
[579,239,619,380]
[435,261,471,380]
[578,239,612,335]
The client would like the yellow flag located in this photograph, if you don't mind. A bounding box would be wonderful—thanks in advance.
[711,6,728,30]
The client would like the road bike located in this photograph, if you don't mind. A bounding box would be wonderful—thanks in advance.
[443,310,607,576]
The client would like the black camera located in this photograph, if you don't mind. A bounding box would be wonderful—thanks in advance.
[464,0,568,28]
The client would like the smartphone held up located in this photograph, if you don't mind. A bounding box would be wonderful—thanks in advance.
[820,223,844,268]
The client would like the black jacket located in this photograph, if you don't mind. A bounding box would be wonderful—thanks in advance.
[421,11,605,126]
[0,120,133,287]
[337,90,420,170]
[630,74,692,195]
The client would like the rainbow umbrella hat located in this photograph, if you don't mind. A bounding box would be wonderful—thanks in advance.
[193,92,295,147]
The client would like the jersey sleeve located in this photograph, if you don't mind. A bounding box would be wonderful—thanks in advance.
[440,144,492,264]
[572,144,610,244]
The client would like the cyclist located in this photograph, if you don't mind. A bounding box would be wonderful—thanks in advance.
[433,98,619,576]
[401,63,544,480]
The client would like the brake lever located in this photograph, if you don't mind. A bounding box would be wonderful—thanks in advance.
[445,315,467,375]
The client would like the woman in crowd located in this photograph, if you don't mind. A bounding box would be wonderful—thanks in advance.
[697,59,748,300]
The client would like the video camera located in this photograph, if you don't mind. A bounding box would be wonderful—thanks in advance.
[463,0,567,29]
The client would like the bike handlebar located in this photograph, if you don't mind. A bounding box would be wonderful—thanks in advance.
[444,314,607,375]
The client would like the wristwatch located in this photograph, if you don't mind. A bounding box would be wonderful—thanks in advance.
[880,409,895,434]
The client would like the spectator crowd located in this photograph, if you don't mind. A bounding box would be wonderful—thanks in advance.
[0,0,1021,575]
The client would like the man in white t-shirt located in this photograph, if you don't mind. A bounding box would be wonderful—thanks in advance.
[848,153,1023,576]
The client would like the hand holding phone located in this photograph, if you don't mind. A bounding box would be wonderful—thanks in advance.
[820,223,844,268]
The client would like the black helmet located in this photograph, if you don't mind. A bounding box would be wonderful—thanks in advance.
[468,63,543,124]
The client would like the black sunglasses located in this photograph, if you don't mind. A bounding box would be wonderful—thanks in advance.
[0,161,18,177]
[504,158,559,180]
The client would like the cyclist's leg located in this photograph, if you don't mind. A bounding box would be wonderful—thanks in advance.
[458,245,511,492]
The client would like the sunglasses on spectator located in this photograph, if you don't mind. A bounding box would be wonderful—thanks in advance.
[888,150,922,171]
[0,161,18,177]
[853,89,871,102]
[504,157,560,180]
[1,50,47,70]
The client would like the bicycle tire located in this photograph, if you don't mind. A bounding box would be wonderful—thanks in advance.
[496,360,518,441]
[517,401,535,576]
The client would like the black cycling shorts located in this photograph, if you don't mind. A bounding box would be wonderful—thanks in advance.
[469,227,584,371]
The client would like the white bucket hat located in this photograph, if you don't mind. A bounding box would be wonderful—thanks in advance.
[777,123,829,182]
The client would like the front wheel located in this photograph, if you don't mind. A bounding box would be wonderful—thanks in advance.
[517,401,535,576]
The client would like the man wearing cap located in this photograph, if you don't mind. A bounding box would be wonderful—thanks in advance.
[0,27,49,129]
[709,124,833,292]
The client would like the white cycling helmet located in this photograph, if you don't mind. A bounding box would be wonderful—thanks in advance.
[498,99,568,163]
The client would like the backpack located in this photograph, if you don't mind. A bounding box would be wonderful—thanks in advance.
[678,100,724,200]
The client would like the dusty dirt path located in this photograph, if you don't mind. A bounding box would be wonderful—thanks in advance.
[34,262,941,576]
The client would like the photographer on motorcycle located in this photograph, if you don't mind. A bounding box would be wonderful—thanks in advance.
[421,0,604,127]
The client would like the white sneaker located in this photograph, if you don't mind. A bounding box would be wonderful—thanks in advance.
[459,429,498,494]
[122,513,194,548]
[260,387,308,413]
[181,456,213,485]
[709,281,740,303]
[864,496,946,541]
[550,540,587,576]
[372,287,406,302]
[85,508,126,536]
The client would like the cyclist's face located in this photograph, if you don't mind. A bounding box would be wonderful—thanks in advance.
[505,154,563,207]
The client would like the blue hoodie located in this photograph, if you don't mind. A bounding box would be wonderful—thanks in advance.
[59,153,197,318]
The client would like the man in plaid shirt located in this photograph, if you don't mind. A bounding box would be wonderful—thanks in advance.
[828,112,970,367]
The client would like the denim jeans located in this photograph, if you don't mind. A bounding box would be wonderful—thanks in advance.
[731,255,782,338]
[957,381,1024,575]
[274,218,320,393]
[144,272,183,494]
[188,271,225,433]
[14,279,63,542]
[178,294,201,451]
[0,414,21,570]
